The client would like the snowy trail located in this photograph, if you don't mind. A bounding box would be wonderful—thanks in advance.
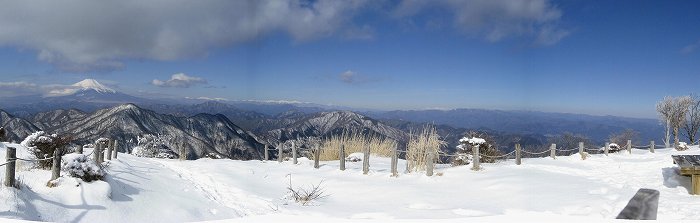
[0,145,239,223]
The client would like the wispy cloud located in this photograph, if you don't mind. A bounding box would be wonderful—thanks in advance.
[681,39,700,54]
[393,0,569,45]
[152,73,207,88]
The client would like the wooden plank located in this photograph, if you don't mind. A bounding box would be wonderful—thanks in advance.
[693,175,700,195]
[616,188,659,220]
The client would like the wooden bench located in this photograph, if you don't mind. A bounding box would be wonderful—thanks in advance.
[672,155,700,195]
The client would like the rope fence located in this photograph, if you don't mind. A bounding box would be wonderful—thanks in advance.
[261,139,665,177]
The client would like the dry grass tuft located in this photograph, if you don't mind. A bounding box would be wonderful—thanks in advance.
[406,126,444,173]
[317,131,396,161]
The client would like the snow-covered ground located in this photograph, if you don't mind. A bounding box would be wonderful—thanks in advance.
[0,142,699,222]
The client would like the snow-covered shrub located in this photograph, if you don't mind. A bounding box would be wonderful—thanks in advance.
[677,142,690,151]
[451,144,473,166]
[61,154,104,182]
[132,134,179,159]
[454,131,502,164]
[21,131,72,169]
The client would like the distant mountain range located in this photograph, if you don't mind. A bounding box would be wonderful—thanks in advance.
[0,79,666,160]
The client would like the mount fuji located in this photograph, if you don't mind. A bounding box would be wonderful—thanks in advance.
[1,79,150,116]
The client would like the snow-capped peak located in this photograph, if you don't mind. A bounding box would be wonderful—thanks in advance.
[46,79,116,96]
[72,79,116,93]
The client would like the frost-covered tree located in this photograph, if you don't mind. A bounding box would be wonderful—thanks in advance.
[670,96,693,149]
[657,96,693,148]
[682,95,700,144]
[21,131,72,168]
[132,134,179,159]
[0,127,6,142]
[657,97,674,148]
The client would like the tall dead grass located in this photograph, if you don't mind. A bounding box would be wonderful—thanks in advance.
[318,131,396,161]
[406,126,444,172]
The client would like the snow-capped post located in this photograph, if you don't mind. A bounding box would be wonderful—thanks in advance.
[426,148,434,176]
[605,142,610,156]
[650,141,655,153]
[264,144,269,161]
[627,140,632,154]
[578,142,584,157]
[107,139,114,160]
[550,144,556,159]
[363,143,370,175]
[5,147,16,187]
[277,143,283,163]
[339,144,346,171]
[76,145,83,154]
[51,148,61,181]
[391,144,398,177]
[515,143,522,165]
[313,143,321,169]
[292,141,298,165]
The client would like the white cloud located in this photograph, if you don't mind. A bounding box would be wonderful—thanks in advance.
[0,81,41,96]
[340,70,357,83]
[393,0,568,45]
[152,73,208,88]
[0,0,370,72]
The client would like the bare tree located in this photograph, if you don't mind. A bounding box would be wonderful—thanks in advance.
[609,129,640,146]
[683,95,700,144]
[657,97,674,148]
[670,96,693,148]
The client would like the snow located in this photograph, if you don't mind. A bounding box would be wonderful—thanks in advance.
[459,137,485,145]
[0,141,700,222]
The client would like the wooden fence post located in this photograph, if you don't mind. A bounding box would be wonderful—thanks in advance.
[292,142,298,165]
[627,140,632,154]
[426,149,434,176]
[339,144,346,171]
[550,143,556,159]
[391,145,398,176]
[579,142,585,160]
[113,141,118,159]
[515,143,522,165]
[650,141,655,153]
[51,148,61,181]
[93,143,100,165]
[314,143,321,169]
[472,144,480,171]
[605,142,610,156]
[277,143,283,163]
[97,142,104,163]
[76,145,83,154]
[5,147,15,187]
[363,143,370,175]
[107,139,114,160]
[264,144,269,161]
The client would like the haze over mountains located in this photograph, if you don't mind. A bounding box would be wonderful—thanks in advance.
[0,79,664,159]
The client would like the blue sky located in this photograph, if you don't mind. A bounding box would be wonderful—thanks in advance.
[0,0,699,118]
